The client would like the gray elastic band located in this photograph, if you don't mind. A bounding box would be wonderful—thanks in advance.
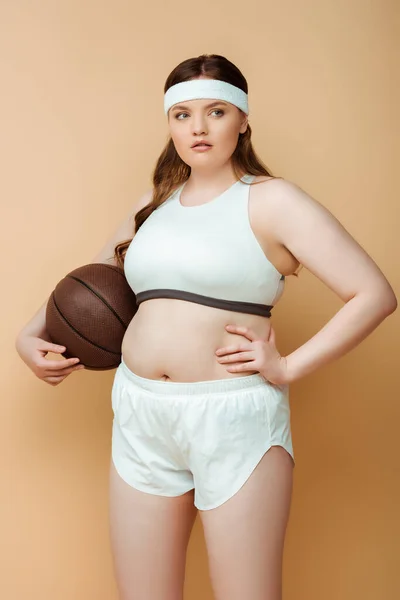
[135,289,273,318]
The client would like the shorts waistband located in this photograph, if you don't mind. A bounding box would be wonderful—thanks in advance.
[119,357,268,396]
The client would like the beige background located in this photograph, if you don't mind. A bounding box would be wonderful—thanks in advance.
[1,1,399,598]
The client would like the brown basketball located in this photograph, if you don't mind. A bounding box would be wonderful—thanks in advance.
[45,263,138,370]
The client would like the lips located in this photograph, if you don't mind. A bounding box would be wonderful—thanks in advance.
[192,142,212,148]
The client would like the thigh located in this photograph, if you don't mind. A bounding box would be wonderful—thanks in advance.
[109,460,198,600]
[199,446,293,600]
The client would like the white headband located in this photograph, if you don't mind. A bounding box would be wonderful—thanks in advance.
[164,79,249,116]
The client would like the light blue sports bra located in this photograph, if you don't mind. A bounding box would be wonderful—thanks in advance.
[123,174,285,318]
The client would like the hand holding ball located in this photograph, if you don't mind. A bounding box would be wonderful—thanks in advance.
[45,263,137,370]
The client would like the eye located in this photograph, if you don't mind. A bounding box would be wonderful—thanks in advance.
[175,109,225,120]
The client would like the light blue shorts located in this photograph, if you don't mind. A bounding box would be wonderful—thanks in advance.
[111,358,294,511]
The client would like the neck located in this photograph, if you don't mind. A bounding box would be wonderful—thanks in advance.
[185,167,244,192]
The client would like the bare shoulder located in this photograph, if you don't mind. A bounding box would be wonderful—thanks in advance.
[252,175,304,199]
[128,187,153,219]
[90,187,153,266]
[251,176,328,224]
[137,187,154,210]
[252,175,277,184]
[250,175,296,207]
[252,176,397,306]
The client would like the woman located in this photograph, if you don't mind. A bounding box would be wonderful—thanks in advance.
[16,54,397,600]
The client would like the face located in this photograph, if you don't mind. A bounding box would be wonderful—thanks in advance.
[168,91,248,172]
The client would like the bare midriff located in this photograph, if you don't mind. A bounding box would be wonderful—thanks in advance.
[121,299,275,382]
[121,178,300,382]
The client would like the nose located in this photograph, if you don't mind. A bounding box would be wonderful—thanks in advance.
[191,114,208,136]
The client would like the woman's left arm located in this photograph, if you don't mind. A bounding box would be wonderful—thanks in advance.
[268,179,397,384]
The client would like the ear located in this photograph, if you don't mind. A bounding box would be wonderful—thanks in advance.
[239,115,248,134]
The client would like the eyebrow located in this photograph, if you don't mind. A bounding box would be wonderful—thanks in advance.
[171,101,229,112]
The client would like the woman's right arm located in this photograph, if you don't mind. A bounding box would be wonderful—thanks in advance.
[15,189,152,384]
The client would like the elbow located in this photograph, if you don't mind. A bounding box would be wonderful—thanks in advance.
[384,293,398,315]
[355,284,398,317]
[374,286,398,316]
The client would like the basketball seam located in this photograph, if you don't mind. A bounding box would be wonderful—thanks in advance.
[51,293,121,356]
[67,275,128,328]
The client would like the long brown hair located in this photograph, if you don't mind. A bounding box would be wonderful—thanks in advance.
[114,53,301,277]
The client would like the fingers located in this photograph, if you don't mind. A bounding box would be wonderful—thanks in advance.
[225,325,257,342]
[45,364,84,377]
[39,342,67,354]
[215,343,248,356]
[48,344,67,353]
[41,357,81,370]
[43,364,84,385]
[216,351,254,363]
[37,356,84,385]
